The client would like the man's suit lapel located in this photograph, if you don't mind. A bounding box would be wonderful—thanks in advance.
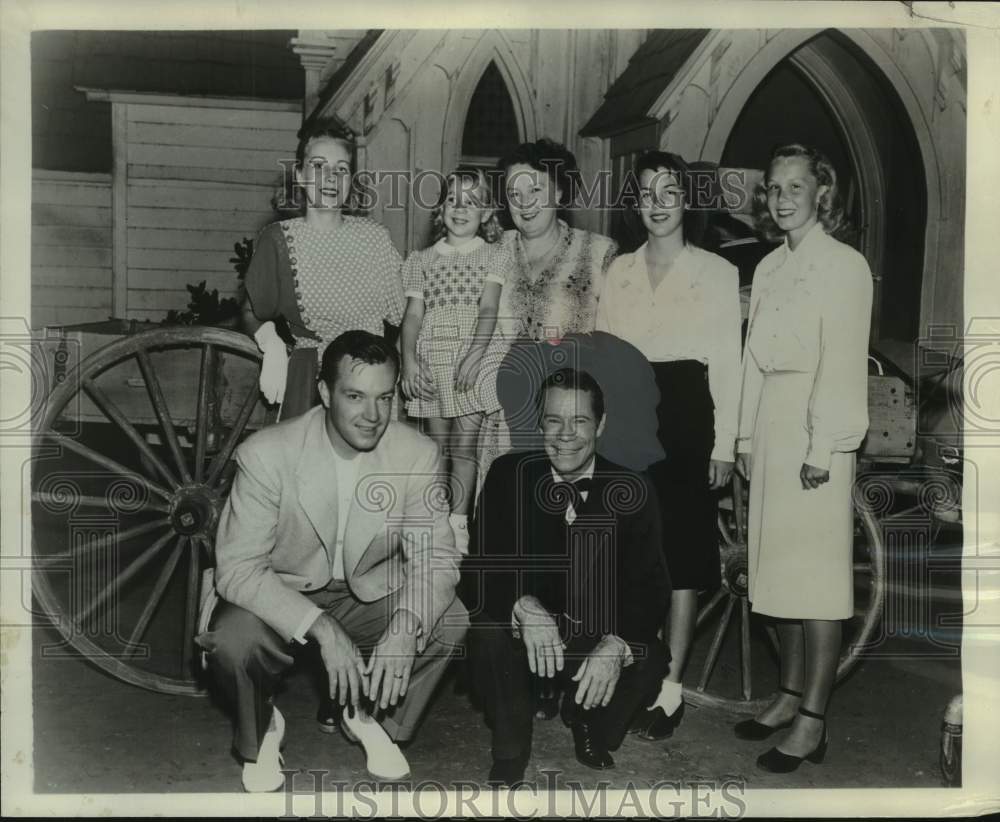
[343,441,390,580]
[526,456,563,555]
[296,408,339,563]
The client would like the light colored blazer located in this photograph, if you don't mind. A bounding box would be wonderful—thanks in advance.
[736,223,873,470]
[212,406,460,642]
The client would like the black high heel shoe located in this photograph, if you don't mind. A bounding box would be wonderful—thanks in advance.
[733,686,801,740]
[637,700,685,741]
[755,707,828,773]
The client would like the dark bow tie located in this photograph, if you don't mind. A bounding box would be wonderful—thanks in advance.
[552,477,593,513]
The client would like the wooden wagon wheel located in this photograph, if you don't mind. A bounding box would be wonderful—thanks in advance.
[31,326,268,696]
[682,473,886,714]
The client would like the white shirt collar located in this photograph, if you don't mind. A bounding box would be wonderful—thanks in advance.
[325,424,362,467]
[433,236,486,255]
[550,455,597,485]
[628,241,697,275]
[783,221,828,259]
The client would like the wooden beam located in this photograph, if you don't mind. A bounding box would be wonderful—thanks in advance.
[111,102,128,319]
[76,87,301,112]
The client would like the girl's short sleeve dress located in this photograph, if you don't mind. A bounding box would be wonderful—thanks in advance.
[403,237,512,419]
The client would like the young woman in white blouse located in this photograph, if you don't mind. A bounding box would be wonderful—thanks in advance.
[733,144,873,773]
[596,151,741,741]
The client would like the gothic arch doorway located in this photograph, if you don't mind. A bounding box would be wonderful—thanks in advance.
[440,32,536,175]
[720,30,926,343]
[460,61,520,171]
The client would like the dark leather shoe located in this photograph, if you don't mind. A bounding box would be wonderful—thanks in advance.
[638,701,684,741]
[756,730,828,773]
[488,755,529,787]
[733,716,793,740]
[571,721,614,770]
[535,681,560,720]
[629,708,654,734]
[317,696,339,735]
[735,685,802,740]
[755,707,829,773]
[318,697,358,742]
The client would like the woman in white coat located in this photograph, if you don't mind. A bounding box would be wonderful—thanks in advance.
[734,144,873,773]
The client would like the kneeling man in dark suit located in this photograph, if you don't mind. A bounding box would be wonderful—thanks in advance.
[465,368,671,786]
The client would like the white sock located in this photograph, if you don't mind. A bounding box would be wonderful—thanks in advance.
[449,513,469,555]
[652,679,683,714]
[342,707,410,780]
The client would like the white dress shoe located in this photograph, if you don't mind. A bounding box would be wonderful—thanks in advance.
[341,708,410,781]
[242,706,286,792]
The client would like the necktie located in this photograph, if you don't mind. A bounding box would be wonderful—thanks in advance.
[553,477,593,515]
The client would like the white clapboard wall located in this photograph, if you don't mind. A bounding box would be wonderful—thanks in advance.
[123,100,302,322]
[32,171,114,328]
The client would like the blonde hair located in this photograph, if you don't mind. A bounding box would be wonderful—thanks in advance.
[753,143,845,242]
[430,168,503,244]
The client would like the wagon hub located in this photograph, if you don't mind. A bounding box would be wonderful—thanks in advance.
[720,543,749,598]
[170,486,220,537]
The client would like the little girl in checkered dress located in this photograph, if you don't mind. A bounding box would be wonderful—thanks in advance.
[400,168,513,553]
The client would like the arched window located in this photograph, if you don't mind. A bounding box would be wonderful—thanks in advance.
[460,61,520,170]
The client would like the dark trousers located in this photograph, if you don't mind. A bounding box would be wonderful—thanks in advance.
[200,583,469,762]
[467,614,669,761]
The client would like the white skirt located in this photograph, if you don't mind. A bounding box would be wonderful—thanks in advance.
[746,371,855,620]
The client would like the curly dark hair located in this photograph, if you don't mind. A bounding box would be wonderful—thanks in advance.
[629,150,710,248]
[497,138,581,209]
[752,143,845,242]
[275,118,359,216]
[295,118,357,172]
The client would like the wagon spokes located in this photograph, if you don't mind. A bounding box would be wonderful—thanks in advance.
[181,536,202,675]
[204,381,260,488]
[125,535,186,655]
[732,475,747,544]
[40,431,173,504]
[696,586,727,628]
[74,528,176,627]
[739,596,753,701]
[107,517,173,547]
[697,594,736,693]
[135,348,193,485]
[31,492,169,516]
[81,377,180,490]
[193,345,214,482]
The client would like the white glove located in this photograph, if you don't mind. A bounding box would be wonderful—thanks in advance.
[253,321,288,405]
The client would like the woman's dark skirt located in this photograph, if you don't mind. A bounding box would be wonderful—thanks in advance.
[648,359,721,591]
[280,347,320,421]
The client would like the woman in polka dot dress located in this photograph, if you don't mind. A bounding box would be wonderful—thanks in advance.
[242,121,405,419]
[400,168,513,553]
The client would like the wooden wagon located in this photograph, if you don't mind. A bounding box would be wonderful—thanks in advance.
[31,321,272,695]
